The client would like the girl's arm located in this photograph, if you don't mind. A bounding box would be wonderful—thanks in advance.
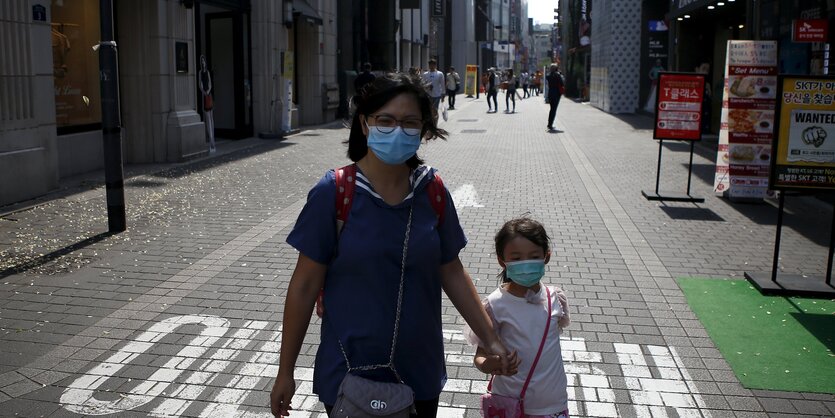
[270,253,327,417]
[441,256,516,374]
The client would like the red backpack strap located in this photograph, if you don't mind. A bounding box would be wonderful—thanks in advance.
[426,171,446,226]
[334,164,357,232]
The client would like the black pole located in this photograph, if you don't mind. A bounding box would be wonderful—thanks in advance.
[771,192,785,283]
[827,198,835,285]
[99,0,126,232]
[654,140,663,195]
[686,141,695,196]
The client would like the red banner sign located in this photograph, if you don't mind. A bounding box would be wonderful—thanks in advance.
[653,73,705,141]
[792,19,828,43]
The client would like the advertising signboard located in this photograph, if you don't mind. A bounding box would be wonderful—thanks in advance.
[464,65,478,97]
[714,40,778,199]
[770,75,835,190]
[792,19,828,43]
[654,73,704,141]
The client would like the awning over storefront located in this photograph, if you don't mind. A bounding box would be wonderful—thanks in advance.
[293,0,323,25]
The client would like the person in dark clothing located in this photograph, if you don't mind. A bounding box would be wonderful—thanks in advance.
[486,68,498,113]
[354,62,376,93]
[504,69,517,113]
[546,64,564,131]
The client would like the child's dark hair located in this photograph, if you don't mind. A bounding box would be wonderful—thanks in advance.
[494,217,550,282]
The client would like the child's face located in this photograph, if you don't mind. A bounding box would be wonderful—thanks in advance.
[498,235,550,268]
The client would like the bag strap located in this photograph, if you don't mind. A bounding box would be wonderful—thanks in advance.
[334,164,357,235]
[335,204,413,382]
[520,287,551,404]
[426,172,446,227]
[486,286,552,408]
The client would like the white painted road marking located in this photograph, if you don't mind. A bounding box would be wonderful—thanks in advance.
[60,316,713,417]
[450,184,484,208]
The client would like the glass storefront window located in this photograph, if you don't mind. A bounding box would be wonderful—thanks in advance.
[51,0,102,132]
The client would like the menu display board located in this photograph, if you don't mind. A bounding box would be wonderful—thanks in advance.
[714,41,778,198]
[770,76,835,190]
[653,73,704,140]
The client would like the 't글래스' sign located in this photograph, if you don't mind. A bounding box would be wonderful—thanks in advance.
[654,73,705,141]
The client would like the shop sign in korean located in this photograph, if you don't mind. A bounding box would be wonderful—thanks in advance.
[714,40,778,199]
[770,76,835,190]
[654,73,704,140]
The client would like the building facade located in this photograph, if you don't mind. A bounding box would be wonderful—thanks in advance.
[1,0,337,208]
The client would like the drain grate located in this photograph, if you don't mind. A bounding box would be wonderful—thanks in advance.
[458,119,479,122]
[460,129,487,134]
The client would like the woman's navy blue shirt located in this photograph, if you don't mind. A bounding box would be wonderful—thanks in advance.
[286,165,468,405]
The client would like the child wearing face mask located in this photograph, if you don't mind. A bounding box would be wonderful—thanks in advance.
[465,217,571,418]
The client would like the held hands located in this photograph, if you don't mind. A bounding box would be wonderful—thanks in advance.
[479,350,520,376]
[270,371,296,417]
[483,340,521,376]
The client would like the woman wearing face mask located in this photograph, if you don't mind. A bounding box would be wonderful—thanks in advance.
[270,73,516,418]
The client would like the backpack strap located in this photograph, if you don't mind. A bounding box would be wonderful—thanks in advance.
[426,171,446,227]
[334,164,357,235]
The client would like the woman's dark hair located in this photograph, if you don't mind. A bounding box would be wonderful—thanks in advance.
[494,217,550,282]
[347,72,448,168]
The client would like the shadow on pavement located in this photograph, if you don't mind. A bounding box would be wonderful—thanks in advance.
[0,138,296,217]
[148,140,294,180]
[0,231,118,279]
[659,205,725,222]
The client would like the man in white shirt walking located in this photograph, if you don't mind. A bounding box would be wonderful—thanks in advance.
[422,59,446,120]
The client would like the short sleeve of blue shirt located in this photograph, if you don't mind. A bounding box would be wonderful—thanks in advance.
[286,171,338,264]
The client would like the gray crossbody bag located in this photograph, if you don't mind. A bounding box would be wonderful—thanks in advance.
[329,206,417,418]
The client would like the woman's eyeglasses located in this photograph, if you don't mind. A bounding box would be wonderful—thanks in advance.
[367,115,424,136]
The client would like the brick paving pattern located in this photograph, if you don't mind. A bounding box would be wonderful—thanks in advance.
[0,94,833,417]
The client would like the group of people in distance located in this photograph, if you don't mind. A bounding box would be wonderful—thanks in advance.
[271,62,571,418]
[482,64,566,131]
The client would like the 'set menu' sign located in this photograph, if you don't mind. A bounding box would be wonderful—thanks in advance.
[714,41,778,199]
[770,76,835,190]
[654,73,704,141]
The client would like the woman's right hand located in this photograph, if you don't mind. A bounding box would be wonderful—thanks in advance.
[270,371,296,417]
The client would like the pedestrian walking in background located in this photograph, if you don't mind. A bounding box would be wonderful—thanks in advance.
[269,73,515,418]
[445,66,461,110]
[467,217,571,418]
[546,64,565,131]
[504,69,517,113]
[487,68,499,113]
[422,59,446,120]
[521,71,530,99]
[354,62,376,94]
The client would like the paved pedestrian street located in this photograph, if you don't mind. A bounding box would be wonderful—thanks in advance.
[1,95,833,417]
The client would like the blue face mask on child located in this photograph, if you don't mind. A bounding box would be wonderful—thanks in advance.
[505,259,545,287]
[366,124,422,165]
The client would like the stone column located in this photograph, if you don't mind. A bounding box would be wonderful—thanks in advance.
[117,0,203,163]
[0,0,59,206]
[250,0,282,136]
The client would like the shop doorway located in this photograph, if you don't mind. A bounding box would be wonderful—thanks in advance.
[199,7,252,139]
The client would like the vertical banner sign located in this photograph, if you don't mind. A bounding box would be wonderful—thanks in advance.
[714,41,778,198]
[770,76,835,190]
[464,65,478,97]
[654,73,705,140]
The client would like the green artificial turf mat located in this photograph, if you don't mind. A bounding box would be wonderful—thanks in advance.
[676,278,835,393]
